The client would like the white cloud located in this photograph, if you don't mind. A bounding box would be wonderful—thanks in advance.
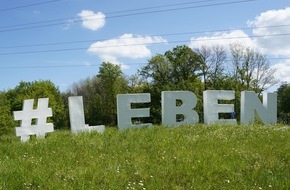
[271,60,290,84]
[189,7,290,57]
[248,7,290,56]
[78,10,105,31]
[189,30,255,50]
[88,33,167,68]
[249,7,290,87]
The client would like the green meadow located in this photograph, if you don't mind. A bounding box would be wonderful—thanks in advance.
[0,125,289,190]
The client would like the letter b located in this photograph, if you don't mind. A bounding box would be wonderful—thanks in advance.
[162,91,199,126]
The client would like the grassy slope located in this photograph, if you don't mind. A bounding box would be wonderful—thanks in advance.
[0,125,289,190]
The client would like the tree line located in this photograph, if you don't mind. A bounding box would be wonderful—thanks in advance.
[0,43,288,137]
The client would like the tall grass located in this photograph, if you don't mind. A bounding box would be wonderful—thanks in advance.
[0,125,289,189]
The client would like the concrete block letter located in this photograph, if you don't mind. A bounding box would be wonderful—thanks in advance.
[162,91,199,126]
[117,93,152,130]
[240,91,277,124]
[14,98,54,142]
[203,90,236,125]
[68,96,105,134]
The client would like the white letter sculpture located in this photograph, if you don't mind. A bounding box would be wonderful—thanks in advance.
[240,91,277,125]
[117,93,152,130]
[162,91,199,126]
[203,90,237,125]
[68,96,105,134]
[13,98,54,142]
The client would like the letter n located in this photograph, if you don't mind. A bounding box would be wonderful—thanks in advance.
[240,91,277,125]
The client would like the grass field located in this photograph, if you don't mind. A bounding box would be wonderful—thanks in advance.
[0,125,289,190]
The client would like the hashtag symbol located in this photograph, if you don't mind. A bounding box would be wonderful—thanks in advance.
[13,98,54,142]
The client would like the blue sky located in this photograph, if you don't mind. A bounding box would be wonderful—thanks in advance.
[0,0,289,92]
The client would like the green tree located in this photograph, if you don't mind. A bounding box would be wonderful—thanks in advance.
[68,76,104,125]
[229,43,278,94]
[195,45,227,90]
[69,62,129,126]
[98,62,128,125]
[140,45,202,86]
[277,83,290,123]
[0,92,16,137]
[127,74,149,93]
[139,54,172,87]
[139,45,204,123]
[165,45,202,84]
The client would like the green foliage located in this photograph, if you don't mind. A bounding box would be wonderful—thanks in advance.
[0,125,289,189]
[98,62,128,125]
[68,77,104,125]
[6,81,68,129]
[165,45,202,83]
[0,92,16,137]
[139,45,204,123]
[229,43,277,95]
[68,62,129,126]
[277,84,290,113]
[277,83,290,123]
[140,45,202,87]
